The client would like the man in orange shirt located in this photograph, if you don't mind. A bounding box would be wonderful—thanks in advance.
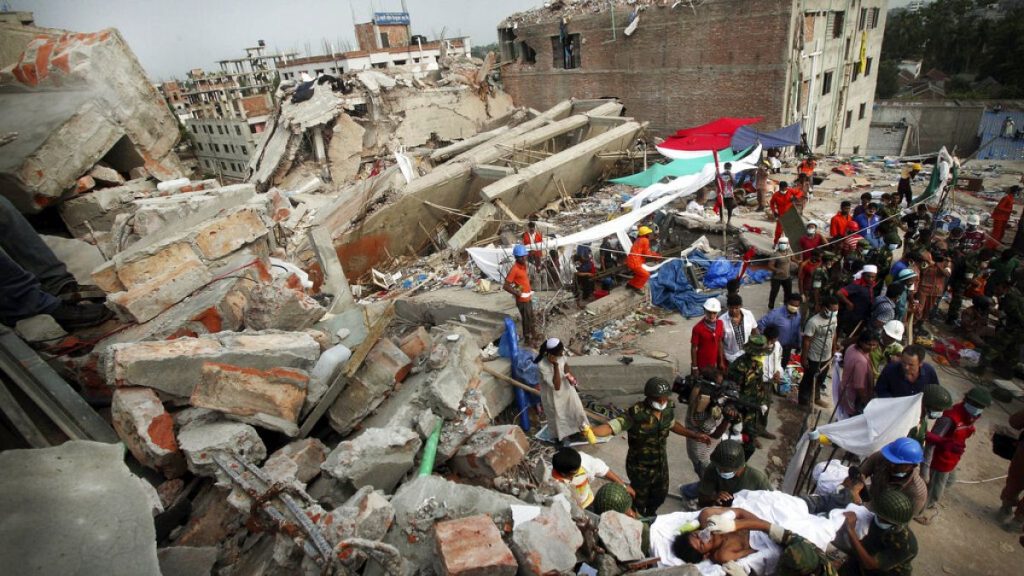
[798,156,816,193]
[831,200,854,239]
[990,186,1020,248]
[504,245,537,342]
[626,226,659,292]
[523,220,543,265]
[769,181,794,244]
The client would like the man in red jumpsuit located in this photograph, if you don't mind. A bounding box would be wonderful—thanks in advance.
[626,226,658,292]
[770,181,795,244]
[989,185,1020,249]
[523,220,543,265]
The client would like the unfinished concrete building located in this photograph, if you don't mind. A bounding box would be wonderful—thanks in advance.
[0,21,185,212]
[498,0,887,155]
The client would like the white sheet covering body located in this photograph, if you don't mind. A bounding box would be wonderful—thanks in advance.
[649,490,872,575]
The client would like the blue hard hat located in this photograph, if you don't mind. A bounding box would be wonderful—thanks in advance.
[512,245,528,257]
[881,437,924,465]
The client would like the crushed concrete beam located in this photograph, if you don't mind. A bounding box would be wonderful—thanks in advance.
[191,363,309,436]
[472,164,517,180]
[430,126,510,163]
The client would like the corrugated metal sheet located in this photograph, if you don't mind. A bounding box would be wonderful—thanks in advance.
[977,110,1024,160]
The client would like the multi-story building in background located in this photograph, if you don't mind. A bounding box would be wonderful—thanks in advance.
[275,12,470,82]
[498,0,887,155]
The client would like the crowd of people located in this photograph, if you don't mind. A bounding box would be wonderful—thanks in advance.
[503,155,1024,572]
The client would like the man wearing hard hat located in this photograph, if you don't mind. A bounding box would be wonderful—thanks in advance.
[898,163,922,207]
[626,225,659,293]
[503,245,537,343]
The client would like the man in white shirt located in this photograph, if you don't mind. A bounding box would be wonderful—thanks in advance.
[800,296,840,409]
[761,325,784,395]
[552,447,634,510]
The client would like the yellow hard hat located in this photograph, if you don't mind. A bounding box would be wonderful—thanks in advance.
[911,163,923,171]
[638,226,653,236]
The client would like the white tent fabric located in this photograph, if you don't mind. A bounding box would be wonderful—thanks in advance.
[781,394,923,493]
[649,490,873,575]
[623,145,761,210]
[654,146,717,160]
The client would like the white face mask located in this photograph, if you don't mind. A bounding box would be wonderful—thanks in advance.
[909,284,916,291]
[928,410,943,419]
[873,516,894,531]
[719,470,737,480]
[650,400,668,412]
[965,403,983,417]
[823,311,837,320]
[862,249,871,255]
[787,305,800,314]
[888,244,899,250]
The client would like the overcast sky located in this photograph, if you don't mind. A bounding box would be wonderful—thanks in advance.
[14,0,916,81]
[14,0,543,80]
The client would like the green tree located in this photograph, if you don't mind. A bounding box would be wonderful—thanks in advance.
[876,60,901,99]
[471,42,498,59]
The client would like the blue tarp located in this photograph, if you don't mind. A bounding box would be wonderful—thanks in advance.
[649,252,772,318]
[731,122,802,152]
[610,146,754,188]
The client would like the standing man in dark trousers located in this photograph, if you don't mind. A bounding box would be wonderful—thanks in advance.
[800,296,839,408]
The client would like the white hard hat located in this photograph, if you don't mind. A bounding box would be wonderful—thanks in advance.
[883,320,905,341]
[703,299,722,313]
[966,214,981,226]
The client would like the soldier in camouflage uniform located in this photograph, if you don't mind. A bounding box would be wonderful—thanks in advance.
[839,490,918,576]
[809,252,841,311]
[728,335,771,458]
[993,277,1024,375]
[877,194,903,251]
[946,247,990,325]
[593,377,711,516]
[909,385,952,447]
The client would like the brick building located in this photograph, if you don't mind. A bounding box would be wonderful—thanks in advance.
[498,0,887,155]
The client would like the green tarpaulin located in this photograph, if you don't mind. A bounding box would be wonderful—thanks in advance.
[611,146,754,188]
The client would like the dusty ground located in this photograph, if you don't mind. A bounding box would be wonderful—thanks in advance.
[564,159,1024,572]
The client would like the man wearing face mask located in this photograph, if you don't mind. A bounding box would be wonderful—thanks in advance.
[800,297,840,408]
[838,490,918,576]
[851,438,929,519]
[799,222,826,261]
[692,299,726,375]
[592,377,712,516]
[730,335,775,448]
[758,292,803,370]
[696,440,771,507]
[920,387,993,522]
[909,384,953,447]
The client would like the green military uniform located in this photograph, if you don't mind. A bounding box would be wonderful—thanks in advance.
[839,523,918,576]
[591,483,651,554]
[810,256,839,310]
[609,399,675,517]
[867,248,893,281]
[728,337,769,458]
[995,285,1024,371]
[777,530,838,576]
[696,462,771,502]
[946,250,981,324]
[877,204,902,249]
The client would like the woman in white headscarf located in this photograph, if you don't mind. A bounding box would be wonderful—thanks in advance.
[535,337,589,442]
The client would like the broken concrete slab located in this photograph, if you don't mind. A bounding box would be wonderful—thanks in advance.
[367,475,525,576]
[322,426,422,494]
[0,441,161,575]
[434,514,517,576]
[450,424,530,481]
[571,355,675,405]
[191,363,309,436]
[436,388,491,464]
[14,314,66,343]
[172,484,244,547]
[111,387,185,477]
[112,183,257,248]
[106,330,320,398]
[156,546,218,576]
[177,420,267,477]
[319,486,395,570]
[328,113,365,183]
[89,164,126,186]
[327,337,410,435]
[478,359,516,416]
[511,504,584,576]
[598,511,644,562]
[423,328,481,419]
[263,438,328,486]
[106,255,214,323]
[243,278,326,332]
[398,326,432,361]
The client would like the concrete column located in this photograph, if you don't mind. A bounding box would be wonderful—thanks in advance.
[308,226,355,313]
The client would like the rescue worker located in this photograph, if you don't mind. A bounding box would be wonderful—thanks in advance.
[550,447,633,510]
[897,163,922,206]
[922,387,993,521]
[591,483,652,553]
[696,440,771,507]
[691,298,726,374]
[851,438,929,518]
[993,276,1024,375]
[592,377,712,516]
[838,490,918,575]
[503,245,536,342]
[963,214,985,251]
[770,181,796,244]
[831,200,855,240]
[729,335,775,449]
[626,225,658,293]
[909,384,953,447]
[990,185,1020,248]
[522,220,543,265]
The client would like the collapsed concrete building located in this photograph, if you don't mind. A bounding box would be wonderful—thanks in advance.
[0,23,673,575]
[0,21,185,213]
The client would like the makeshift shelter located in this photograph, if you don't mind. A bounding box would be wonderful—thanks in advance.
[656,117,762,159]
[611,146,753,188]
[730,121,802,152]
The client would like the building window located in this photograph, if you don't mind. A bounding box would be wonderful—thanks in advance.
[217,125,224,135]
[828,11,845,38]
[221,161,227,170]
[191,125,198,134]
[241,146,248,155]
[864,57,873,76]
[204,159,211,168]
[235,125,241,136]
[859,103,867,119]
[379,33,390,48]
[551,33,582,70]
[822,71,833,96]
[858,8,868,30]
[518,41,537,64]
[845,110,852,129]
[853,146,860,154]
[851,63,860,82]
[816,126,827,148]
[869,8,881,29]
[197,142,204,151]
[212,143,220,153]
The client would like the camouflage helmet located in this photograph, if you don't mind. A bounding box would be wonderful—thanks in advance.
[922,385,953,412]
[711,440,747,470]
[777,539,824,576]
[644,377,672,398]
[874,490,914,525]
[592,482,633,515]
[965,386,993,408]
[744,334,770,355]
[857,238,871,248]
[822,251,839,262]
